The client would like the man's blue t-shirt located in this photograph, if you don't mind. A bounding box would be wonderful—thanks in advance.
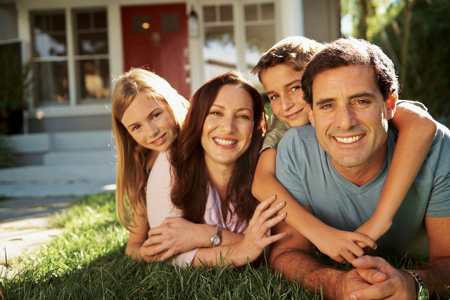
[276,124,450,258]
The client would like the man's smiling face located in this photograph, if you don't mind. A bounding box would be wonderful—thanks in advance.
[307,65,396,183]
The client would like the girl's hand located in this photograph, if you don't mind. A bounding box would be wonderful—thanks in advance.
[312,227,377,264]
[233,195,288,265]
[143,217,207,261]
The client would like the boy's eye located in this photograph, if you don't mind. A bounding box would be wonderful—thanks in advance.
[320,104,332,109]
[270,94,279,101]
[290,86,301,93]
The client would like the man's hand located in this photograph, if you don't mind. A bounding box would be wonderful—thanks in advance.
[341,266,387,300]
[346,256,417,300]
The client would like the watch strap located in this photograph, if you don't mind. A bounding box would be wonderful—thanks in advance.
[401,269,430,300]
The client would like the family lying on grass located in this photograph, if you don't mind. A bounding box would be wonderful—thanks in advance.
[111,36,450,299]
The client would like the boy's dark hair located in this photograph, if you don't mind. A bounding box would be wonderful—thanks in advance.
[302,37,399,107]
[251,36,323,81]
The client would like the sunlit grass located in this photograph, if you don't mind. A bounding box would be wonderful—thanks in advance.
[1,192,448,299]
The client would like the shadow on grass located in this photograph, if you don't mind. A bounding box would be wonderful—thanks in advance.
[1,192,449,299]
[1,246,324,299]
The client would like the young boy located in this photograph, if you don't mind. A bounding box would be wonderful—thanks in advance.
[251,36,436,263]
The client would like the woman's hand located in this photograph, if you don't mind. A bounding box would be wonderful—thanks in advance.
[233,195,288,265]
[143,217,210,261]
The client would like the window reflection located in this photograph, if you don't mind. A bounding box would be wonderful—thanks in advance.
[203,26,236,80]
[77,59,110,100]
[32,12,66,58]
[33,61,69,106]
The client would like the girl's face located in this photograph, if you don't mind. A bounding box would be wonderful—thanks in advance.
[201,85,254,168]
[121,94,177,153]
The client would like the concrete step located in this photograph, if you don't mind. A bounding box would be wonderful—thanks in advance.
[0,164,116,182]
[44,150,116,165]
[51,130,114,152]
[0,164,116,197]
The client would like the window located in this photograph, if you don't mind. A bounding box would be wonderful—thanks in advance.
[30,11,69,106]
[244,2,276,82]
[201,2,276,87]
[73,9,110,102]
[202,4,236,81]
[30,8,110,107]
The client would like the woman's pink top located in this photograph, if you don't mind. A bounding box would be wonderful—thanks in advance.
[146,151,247,267]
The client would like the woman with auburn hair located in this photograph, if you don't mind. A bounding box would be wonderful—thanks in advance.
[143,71,287,267]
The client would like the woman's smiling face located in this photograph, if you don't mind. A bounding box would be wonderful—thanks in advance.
[121,93,177,153]
[201,84,255,168]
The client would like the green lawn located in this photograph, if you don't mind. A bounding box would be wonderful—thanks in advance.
[1,192,448,299]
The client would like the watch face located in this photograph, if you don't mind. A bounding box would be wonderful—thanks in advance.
[418,286,430,300]
[213,236,221,245]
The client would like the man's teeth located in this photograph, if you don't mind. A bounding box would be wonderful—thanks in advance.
[335,135,364,144]
[214,138,237,145]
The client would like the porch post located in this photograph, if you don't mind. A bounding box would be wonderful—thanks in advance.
[279,0,304,38]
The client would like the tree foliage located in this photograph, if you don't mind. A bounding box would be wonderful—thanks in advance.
[370,0,450,122]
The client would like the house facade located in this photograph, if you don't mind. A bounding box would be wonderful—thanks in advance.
[0,0,340,134]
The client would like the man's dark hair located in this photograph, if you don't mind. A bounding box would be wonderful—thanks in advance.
[302,37,399,107]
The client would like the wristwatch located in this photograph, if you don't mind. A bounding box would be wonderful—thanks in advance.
[402,269,430,300]
[209,226,222,247]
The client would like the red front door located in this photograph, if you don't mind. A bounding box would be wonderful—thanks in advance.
[121,3,190,98]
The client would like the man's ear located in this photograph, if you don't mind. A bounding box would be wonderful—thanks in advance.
[307,104,315,127]
[386,92,398,120]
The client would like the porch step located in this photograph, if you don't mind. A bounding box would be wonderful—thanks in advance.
[43,150,116,165]
[50,130,114,152]
[2,130,118,197]
[0,164,116,198]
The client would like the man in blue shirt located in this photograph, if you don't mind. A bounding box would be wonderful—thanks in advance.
[271,37,450,299]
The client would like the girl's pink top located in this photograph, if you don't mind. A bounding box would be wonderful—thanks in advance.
[146,151,247,267]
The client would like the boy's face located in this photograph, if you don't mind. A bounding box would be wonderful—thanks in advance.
[260,64,310,127]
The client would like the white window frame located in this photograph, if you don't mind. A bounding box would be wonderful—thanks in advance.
[198,0,280,84]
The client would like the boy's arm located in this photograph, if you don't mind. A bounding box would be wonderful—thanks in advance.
[356,102,437,241]
[252,149,376,263]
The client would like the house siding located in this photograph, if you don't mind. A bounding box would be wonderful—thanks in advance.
[0,3,18,41]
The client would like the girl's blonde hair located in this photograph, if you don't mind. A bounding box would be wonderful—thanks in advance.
[112,68,190,231]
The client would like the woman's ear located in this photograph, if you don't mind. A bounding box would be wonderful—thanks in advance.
[386,93,398,120]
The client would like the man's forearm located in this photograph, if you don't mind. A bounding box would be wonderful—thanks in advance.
[415,257,450,297]
[270,248,345,299]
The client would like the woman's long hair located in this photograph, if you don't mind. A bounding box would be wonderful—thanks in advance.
[170,71,267,229]
[112,68,190,231]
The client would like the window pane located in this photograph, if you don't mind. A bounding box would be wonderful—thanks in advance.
[244,5,257,21]
[245,24,276,85]
[261,3,275,20]
[33,61,69,106]
[203,6,216,23]
[77,32,108,55]
[245,24,275,66]
[219,5,233,22]
[203,25,236,81]
[93,11,107,28]
[76,12,90,30]
[32,13,66,57]
[52,14,66,31]
[35,15,50,32]
[77,59,110,101]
